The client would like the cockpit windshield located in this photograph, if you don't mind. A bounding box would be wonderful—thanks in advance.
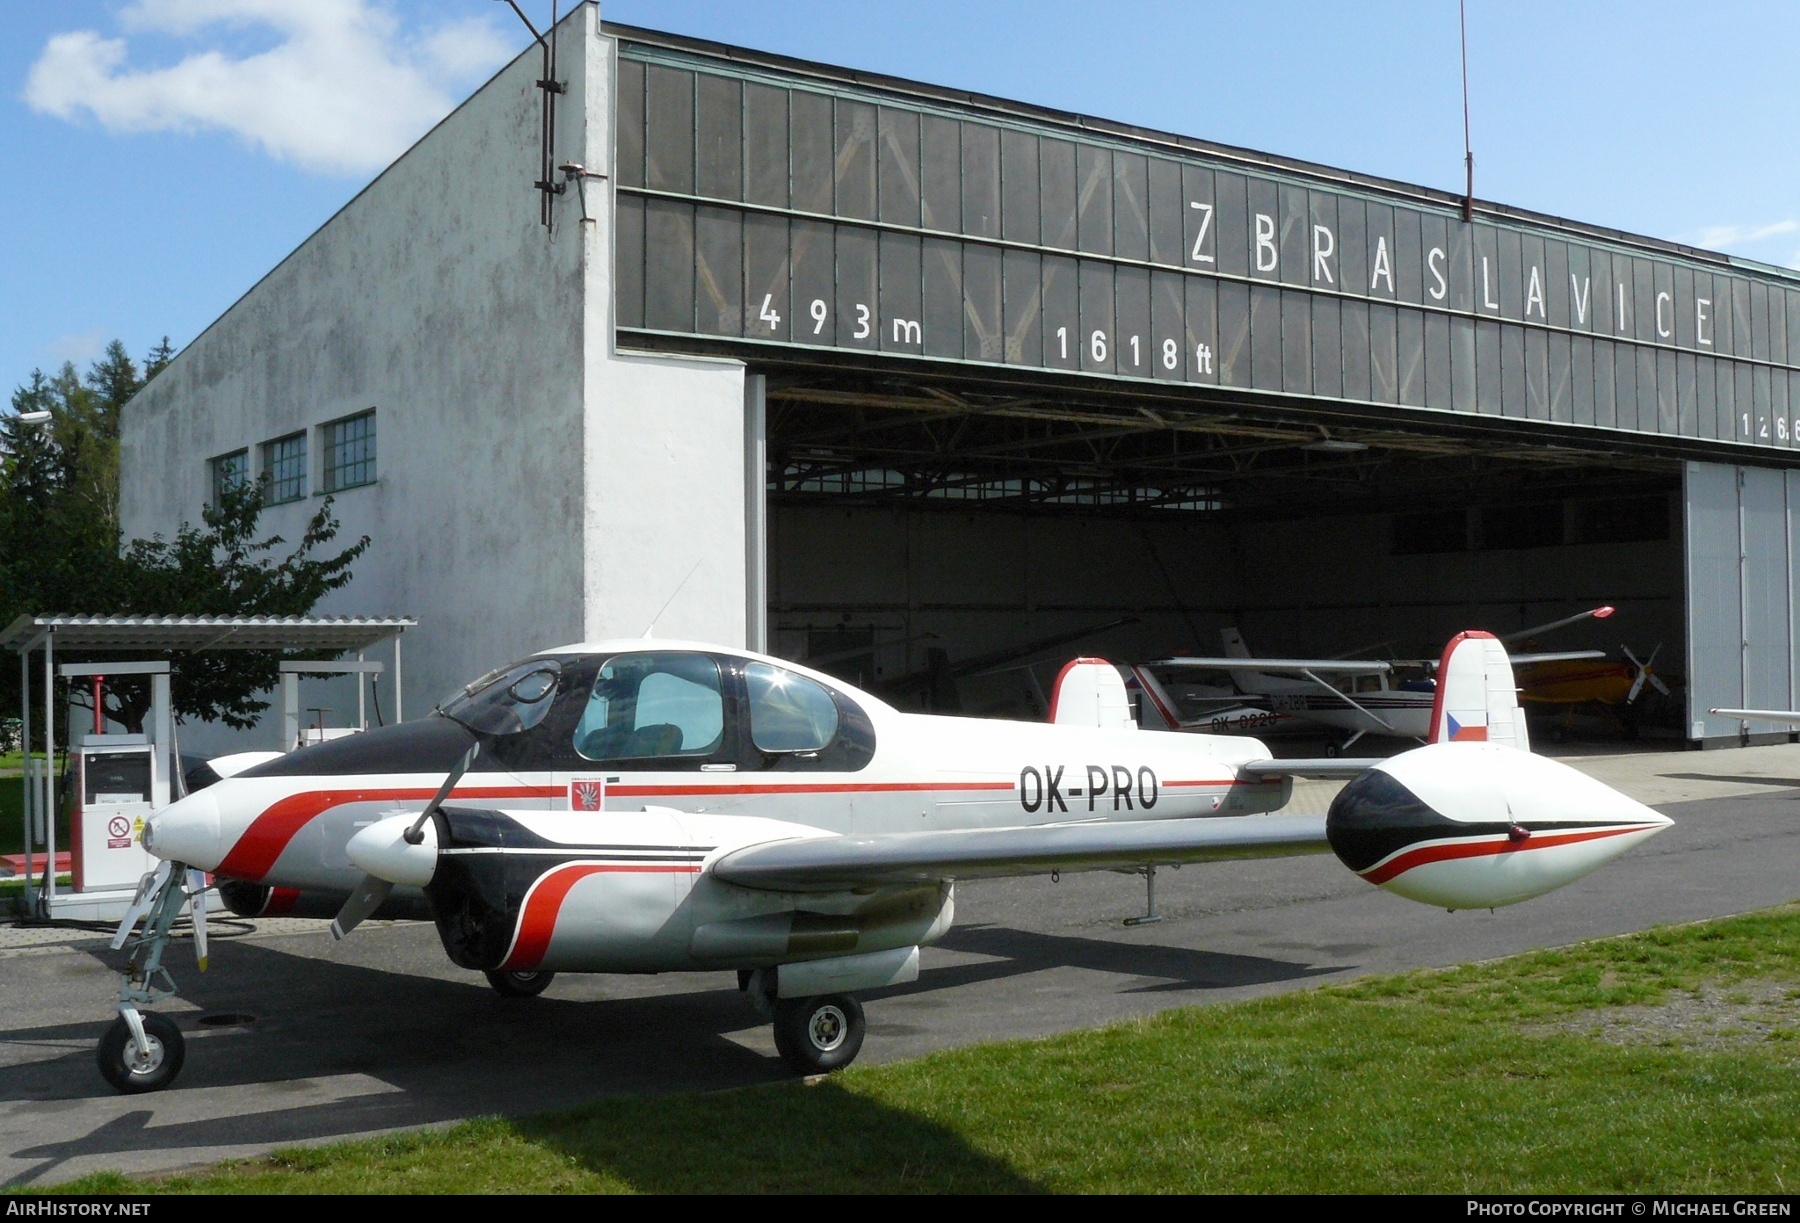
[438,658,564,737]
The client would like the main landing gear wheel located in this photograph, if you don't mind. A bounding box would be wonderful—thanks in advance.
[772,994,865,1075]
[484,969,555,998]
[98,1012,184,1094]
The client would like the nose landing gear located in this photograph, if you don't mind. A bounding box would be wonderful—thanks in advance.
[99,861,208,1093]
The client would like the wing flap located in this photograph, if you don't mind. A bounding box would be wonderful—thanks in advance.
[710,814,1329,891]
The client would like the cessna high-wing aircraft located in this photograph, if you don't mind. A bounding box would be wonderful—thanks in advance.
[1143,608,1616,752]
[99,631,1671,1093]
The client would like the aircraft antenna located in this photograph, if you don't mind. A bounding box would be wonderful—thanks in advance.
[643,560,705,639]
[1459,0,1474,223]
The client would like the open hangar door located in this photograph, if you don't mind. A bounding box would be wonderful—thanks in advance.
[758,370,1685,744]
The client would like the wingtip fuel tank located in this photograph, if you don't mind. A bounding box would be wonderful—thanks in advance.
[1327,742,1671,910]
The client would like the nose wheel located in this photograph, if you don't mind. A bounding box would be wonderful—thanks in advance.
[98,1010,185,1093]
[772,993,865,1075]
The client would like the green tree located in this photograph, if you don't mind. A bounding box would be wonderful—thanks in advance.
[2,338,370,735]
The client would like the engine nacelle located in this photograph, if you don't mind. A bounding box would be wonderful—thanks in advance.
[1326,742,1671,910]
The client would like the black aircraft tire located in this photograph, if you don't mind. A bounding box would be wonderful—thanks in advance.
[772,994,865,1075]
[484,969,556,998]
[98,1012,185,1094]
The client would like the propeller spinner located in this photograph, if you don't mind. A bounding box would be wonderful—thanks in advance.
[328,742,477,941]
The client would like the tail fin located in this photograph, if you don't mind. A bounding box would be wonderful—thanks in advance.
[1049,658,1135,730]
[1429,631,1530,750]
[1218,628,1265,695]
[1125,665,1185,730]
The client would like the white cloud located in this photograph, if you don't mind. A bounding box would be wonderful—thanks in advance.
[41,329,109,370]
[1693,220,1800,251]
[24,0,517,176]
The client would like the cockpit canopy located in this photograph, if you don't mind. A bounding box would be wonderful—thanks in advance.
[437,648,873,773]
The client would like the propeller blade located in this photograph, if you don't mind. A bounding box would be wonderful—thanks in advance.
[404,742,479,845]
[1650,671,1672,697]
[111,860,172,950]
[1627,670,1647,703]
[329,875,394,942]
[186,869,210,971]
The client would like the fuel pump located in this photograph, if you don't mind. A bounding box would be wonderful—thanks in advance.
[59,662,171,909]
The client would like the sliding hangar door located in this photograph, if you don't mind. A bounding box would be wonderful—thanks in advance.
[605,26,1800,745]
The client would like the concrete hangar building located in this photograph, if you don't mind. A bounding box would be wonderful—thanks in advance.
[122,3,1800,748]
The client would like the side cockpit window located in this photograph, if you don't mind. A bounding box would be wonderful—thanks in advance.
[746,662,839,752]
[574,652,725,762]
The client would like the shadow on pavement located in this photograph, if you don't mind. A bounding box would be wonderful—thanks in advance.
[0,914,1325,1185]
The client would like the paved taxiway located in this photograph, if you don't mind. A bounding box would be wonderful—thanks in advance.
[2,743,1798,1185]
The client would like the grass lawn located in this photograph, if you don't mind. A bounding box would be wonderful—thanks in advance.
[53,901,1800,1194]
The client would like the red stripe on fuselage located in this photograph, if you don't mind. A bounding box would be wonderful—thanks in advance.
[498,862,701,972]
[216,785,555,880]
[607,781,1014,798]
[1360,825,1653,886]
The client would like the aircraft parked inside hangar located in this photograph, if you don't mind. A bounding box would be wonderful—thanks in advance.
[100,631,1670,1093]
[1139,608,1615,752]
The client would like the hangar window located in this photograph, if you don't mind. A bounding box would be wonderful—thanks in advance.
[1571,495,1669,545]
[1391,509,1467,555]
[573,652,725,761]
[1478,502,1565,551]
[259,432,307,504]
[208,449,248,507]
[322,410,376,492]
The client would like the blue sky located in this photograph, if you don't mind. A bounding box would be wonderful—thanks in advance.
[4,1,1797,400]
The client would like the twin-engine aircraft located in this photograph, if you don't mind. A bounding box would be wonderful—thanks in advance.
[99,631,1671,1093]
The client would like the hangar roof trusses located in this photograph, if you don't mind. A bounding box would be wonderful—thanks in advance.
[760,370,1678,521]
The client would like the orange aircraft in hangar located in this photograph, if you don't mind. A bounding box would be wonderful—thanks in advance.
[1512,611,1676,738]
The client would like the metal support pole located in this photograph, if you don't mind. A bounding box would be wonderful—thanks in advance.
[744,373,768,654]
[356,649,367,732]
[151,671,172,810]
[43,630,55,911]
[282,671,299,752]
[393,636,403,723]
[20,647,31,889]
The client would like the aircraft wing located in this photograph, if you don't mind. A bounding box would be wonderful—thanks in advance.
[709,814,1330,892]
[1153,656,1391,674]
[1507,650,1607,666]
[1241,758,1385,778]
[1711,707,1800,724]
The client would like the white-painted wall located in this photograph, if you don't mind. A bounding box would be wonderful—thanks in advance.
[119,3,750,751]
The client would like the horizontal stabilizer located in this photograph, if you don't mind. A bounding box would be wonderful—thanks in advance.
[1241,758,1384,779]
[711,815,1330,891]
